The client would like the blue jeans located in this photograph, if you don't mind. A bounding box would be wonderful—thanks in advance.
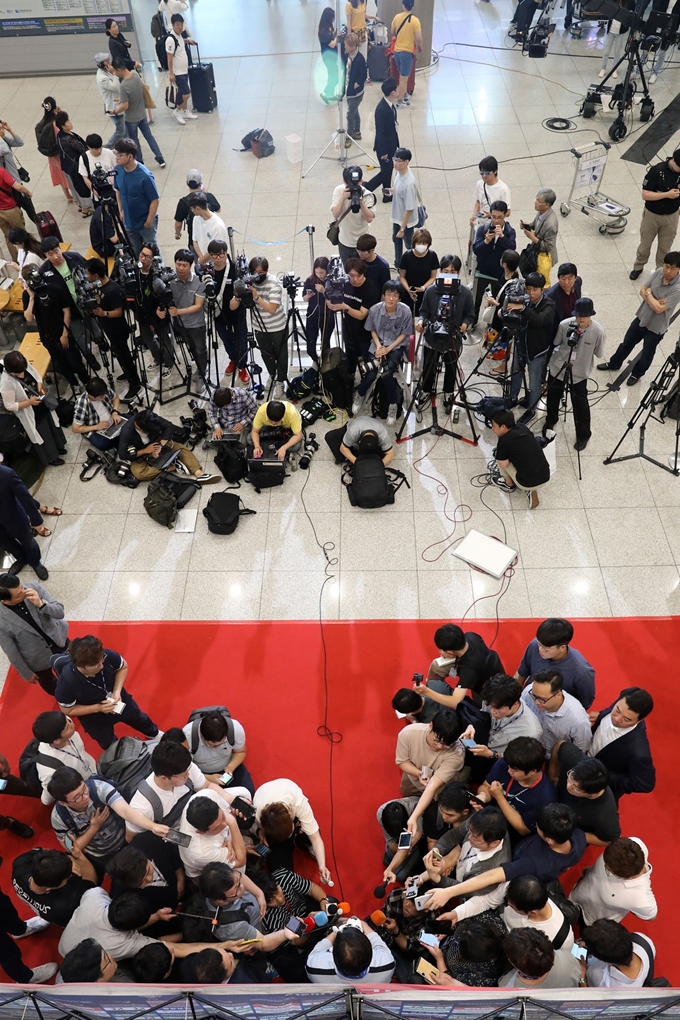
[608,317,663,380]
[393,222,414,267]
[106,112,126,148]
[128,218,159,257]
[510,348,548,412]
[216,315,247,369]
[125,118,164,164]
[87,432,116,451]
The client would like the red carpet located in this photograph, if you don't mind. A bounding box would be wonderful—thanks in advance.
[0,618,676,983]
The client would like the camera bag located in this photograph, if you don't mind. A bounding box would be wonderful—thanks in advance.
[214,443,247,486]
[475,395,509,428]
[321,347,353,411]
[300,397,326,427]
[203,492,256,535]
[248,456,286,493]
[287,367,319,401]
[240,128,274,158]
[144,476,199,528]
[343,456,409,509]
[518,241,539,276]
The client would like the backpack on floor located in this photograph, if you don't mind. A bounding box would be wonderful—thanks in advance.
[97,736,154,801]
[106,457,139,488]
[300,397,326,427]
[371,374,404,421]
[186,706,235,751]
[19,739,66,797]
[343,456,409,509]
[144,477,199,528]
[239,128,274,158]
[203,491,256,534]
[214,443,247,485]
[248,456,286,493]
[287,367,319,401]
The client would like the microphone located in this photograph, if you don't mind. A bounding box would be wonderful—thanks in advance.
[313,911,329,927]
[373,883,387,900]
[370,909,387,927]
[327,901,351,918]
[302,916,317,934]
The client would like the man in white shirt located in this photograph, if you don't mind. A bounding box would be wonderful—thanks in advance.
[330,165,376,266]
[389,147,419,266]
[182,709,252,792]
[79,134,116,196]
[583,919,656,987]
[306,918,395,984]
[31,711,97,806]
[186,195,228,266]
[569,837,657,925]
[252,778,332,884]
[466,675,543,762]
[470,155,512,225]
[503,874,574,950]
[522,669,592,755]
[166,14,197,124]
[95,53,124,147]
[178,788,247,879]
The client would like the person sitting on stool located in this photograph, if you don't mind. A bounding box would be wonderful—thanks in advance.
[544,297,605,453]
[352,280,411,421]
[250,400,303,465]
[325,415,394,466]
[491,408,550,510]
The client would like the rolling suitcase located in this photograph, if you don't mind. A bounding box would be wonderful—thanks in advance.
[35,210,62,242]
[367,42,389,82]
[188,42,217,113]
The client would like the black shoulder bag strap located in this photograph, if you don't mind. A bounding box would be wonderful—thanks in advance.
[386,467,410,495]
[393,12,413,43]
[551,914,571,950]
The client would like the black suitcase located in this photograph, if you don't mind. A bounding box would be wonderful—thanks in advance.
[367,43,389,82]
[189,42,217,113]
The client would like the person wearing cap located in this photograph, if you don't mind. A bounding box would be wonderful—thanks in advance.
[629,149,680,280]
[388,147,419,266]
[507,272,555,424]
[546,263,582,340]
[173,169,221,247]
[544,298,605,452]
[95,54,125,147]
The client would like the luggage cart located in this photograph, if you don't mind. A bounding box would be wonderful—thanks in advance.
[559,142,630,235]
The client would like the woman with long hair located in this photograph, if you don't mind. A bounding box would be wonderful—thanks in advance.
[34,97,71,204]
[0,350,67,468]
[303,256,335,363]
[55,111,91,216]
[318,8,339,104]
[7,228,42,275]
[105,18,140,71]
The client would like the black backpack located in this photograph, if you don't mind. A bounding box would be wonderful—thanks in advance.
[144,477,199,528]
[35,120,58,158]
[371,375,404,421]
[518,242,539,276]
[19,739,67,797]
[186,706,235,751]
[0,412,30,456]
[239,128,275,158]
[287,367,319,401]
[320,347,353,412]
[300,397,326,427]
[343,455,409,509]
[248,456,286,493]
[203,492,256,534]
[106,457,139,488]
[96,736,154,801]
[214,443,247,486]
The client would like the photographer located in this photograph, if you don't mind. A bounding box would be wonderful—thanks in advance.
[118,409,218,483]
[630,148,680,280]
[330,164,375,265]
[78,134,116,195]
[174,169,221,247]
[85,258,141,402]
[209,386,257,443]
[21,267,89,397]
[325,417,394,466]
[240,256,287,398]
[352,280,411,421]
[303,257,335,365]
[472,200,516,324]
[326,257,379,379]
[135,243,173,375]
[38,237,100,373]
[417,256,474,406]
[206,240,248,382]
[72,378,124,451]
[508,272,555,424]
[164,249,208,388]
[544,298,605,453]
[250,400,303,464]
[186,194,227,266]
[520,190,559,281]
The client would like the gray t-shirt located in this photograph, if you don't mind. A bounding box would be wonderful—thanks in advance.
[391,168,419,229]
[119,74,146,124]
[365,301,412,353]
[210,891,262,941]
[636,267,680,333]
[170,272,206,329]
[500,948,582,988]
[342,416,392,452]
[182,718,246,774]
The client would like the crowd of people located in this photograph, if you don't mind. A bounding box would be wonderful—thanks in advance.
[0,599,660,988]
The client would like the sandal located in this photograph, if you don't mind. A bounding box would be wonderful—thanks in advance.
[81,209,93,218]
[39,505,62,516]
[33,525,51,537]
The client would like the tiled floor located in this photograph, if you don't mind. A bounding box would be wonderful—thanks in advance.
[2,0,680,654]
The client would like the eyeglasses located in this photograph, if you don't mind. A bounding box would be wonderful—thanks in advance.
[530,690,559,706]
[430,733,446,748]
[480,171,494,176]
[224,877,243,902]
[65,785,89,806]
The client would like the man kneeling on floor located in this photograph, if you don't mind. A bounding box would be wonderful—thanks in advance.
[119,408,219,484]
[325,415,394,467]
[249,400,303,467]
[491,408,550,509]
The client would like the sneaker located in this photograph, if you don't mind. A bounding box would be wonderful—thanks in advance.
[238,368,250,384]
[172,109,186,125]
[351,132,362,140]
[155,158,167,168]
[650,72,658,84]
[273,382,284,399]
[627,375,640,386]
[596,361,617,371]
[195,473,221,485]
[443,393,454,414]
[491,475,516,493]
[29,963,58,984]
[13,916,50,939]
[0,817,35,838]
[598,68,607,78]
[396,99,410,108]
[416,392,430,411]
[386,403,397,425]
[162,366,172,379]
[518,409,536,425]
[225,360,235,375]
[185,110,198,119]
[352,396,363,415]
[611,70,618,80]
[629,268,643,280]
[345,137,353,148]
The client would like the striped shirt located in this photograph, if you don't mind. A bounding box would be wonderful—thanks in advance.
[208,388,258,431]
[51,778,124,858]
[521,686,592,756]
[262,869,312,933]
[251,274,286,331]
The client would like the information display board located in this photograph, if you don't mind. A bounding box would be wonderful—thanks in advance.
[0,0,129,36]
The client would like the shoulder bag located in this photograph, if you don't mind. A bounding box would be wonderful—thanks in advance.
[327,204,352,246]
[415,182,428,228]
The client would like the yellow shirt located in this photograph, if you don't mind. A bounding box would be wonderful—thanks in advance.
[346,1,367,33]
[252,402,303,435]
[391,11,421,53]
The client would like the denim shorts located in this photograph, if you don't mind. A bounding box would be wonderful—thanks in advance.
[175,73,191,97]
[393,50,414,76]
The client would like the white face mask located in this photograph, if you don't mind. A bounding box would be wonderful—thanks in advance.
[414,244,429,254]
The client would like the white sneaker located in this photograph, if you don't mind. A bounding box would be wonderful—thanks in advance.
[29,962,58,983]
[273,382,284,399]
[611,70,618,80]
[13,916,50,939]
[598,68,606,78]
[352,396,363,415]
[172,109,186,125]
[386,403,397,426]
[162,366,172,379]
[185,110,198,119]
[649,72,657,84]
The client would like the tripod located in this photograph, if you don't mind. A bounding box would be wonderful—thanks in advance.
[581,20,654,140]
[283,283,309,376]
[464,324,517,402]
[604,342,680,476]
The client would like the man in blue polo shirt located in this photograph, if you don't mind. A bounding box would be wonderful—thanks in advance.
[476,737,557,837]
[54,634,158,749]
[113,138,160,256]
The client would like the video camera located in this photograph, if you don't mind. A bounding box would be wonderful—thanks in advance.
[197,260,217,302]
[90,162,116,201]
[324,255,349,304]
[113,244,138,299]
[150,256,177,310]
[23,266,51,306]
[282,271,302,295]
[72,264,101,314]
[421,274,461,352]
[342,165,364,214]
[501,278,527,330]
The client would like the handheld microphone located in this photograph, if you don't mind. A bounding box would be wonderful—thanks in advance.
[302,916,317,934]
[373,883,387,899]
[327,901,351,918]
[370,909,387,927]
[313,911,329,927]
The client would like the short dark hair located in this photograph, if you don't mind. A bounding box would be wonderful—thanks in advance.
[186,194,208,210]
[199,862,237,902]
[174,248,194,265]
[431,708,462,746]
[570,756,609,795]
[506,874,548,913]
[489,200,508,214]
[60,939,105,983]
[618,687,653,719]
[191,947,229,983]
[3,350,27,374]
[439,255,462,272]
[457,921,504,963]
[525,271,546,289]
[40,235,61,253]
[151,739,191,779]
[247,866,279,903]
[200,712,230,743]
[266,400,285,423]
[663,250,680,267]
[249,255,269,274]
[504,928,554,978]
[260,802,295,843]
[69,635,104,667]
[113,138,137,156]
[108,846,148,889]
[491,409,515,429]
[345,257,367,275]
[502,250,521,271]
[382,280,401,296]
[536,803,576,842]
[186,795,221,833]
[85,133,103,149]
[208,239,228,255]
[0,573,20,602]
[55,110,69,129]
[536,618,573,647]
[134,409,156,434]
[381,800,409,837]
[532,668,564,693]
[132,942,173,983]
[47,766,84,802]
[394,146,412,162]
[503,737,546,775]
[356,233,377,251]
[603,838,645,879]
[479,156,499,173]
[481,674,522,709]
[171,12,184,22]
[434,623,465,652]
[437,781,474,814]
[582,919,633,966]
[557,262,578,277]
[159,727,189,746]
[333,926,372,977]
[108,891,153,931]
[382,77,398,96]
[391,688,422,715]
[86,258,107,278]
[212,387,233,408]
[111,57,128,72]
[32,710,67,744]
[86,377,107,398]
[32,849,72,888]
[467,806,507,844]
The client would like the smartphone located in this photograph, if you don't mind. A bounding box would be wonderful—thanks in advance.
[462,738,477,749]
[398,831,412,850]
[231,796,255,820]
[238,937,263,945]
[285,917,306,937]
[254,842,271,857]
[414,894,432,911]
[111,700,125,715]
[219,772,233,787]
[571,944,588,961]
[394,709,409,719]
[419,931,440,950]
[421,766,433,780]
[404,885,419,900]
[165,829,192,847]
[415,956,439,981]
[431,847,443,863]
[0,778,7,792]
[62,832,74,851]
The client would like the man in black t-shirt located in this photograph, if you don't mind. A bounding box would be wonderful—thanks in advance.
[109,831,184,937]
[551,741,621,847]
[326,257,379,376]
[207,239,248,381]
[631,149,680,280]
[398,234,439,313]
[86,258,140,400]
[491,408,550,509]
[426,622,504,694]
[173,169,221,249]
[356,234,392,293]
[12,847,96,928]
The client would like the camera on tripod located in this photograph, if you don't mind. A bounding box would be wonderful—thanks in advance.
[72,265,101,314]
[324,256,349,304]
[298,431,319,470]
[233,277,256,308]
[421,274,461,352]
[566,323,582,348]
[90,162,116,201]
[282,272,302,294]
[197,260,217,302]
[113,244,138,298]
[24,267,50,306]
[151,258,177,310]
[501,278,527,329]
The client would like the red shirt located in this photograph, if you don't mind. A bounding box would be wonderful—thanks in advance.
[0,167,18,210]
